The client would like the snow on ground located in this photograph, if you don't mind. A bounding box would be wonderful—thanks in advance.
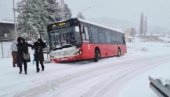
[0,39,170,97]
[160,36,170,43]
[0,41,11,58]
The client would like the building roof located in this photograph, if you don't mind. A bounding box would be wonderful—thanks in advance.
[0,21,14,24]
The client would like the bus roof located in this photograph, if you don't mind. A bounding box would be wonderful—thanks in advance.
[48,18,124,33]
[78,18,124,33]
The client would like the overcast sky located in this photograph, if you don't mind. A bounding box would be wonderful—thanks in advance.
[0,0,170,30]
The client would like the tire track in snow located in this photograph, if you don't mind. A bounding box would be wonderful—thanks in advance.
[14,58,140,97]
[56,55,170,97]
[82,55,170,97]
[14,54,170,97]
[53,59,148,97]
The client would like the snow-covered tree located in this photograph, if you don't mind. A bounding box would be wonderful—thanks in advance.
[61,4,71,20]
[17,0,36,39]
[44,0,61,22]
[77,12,85,19]
[17,0,71,40]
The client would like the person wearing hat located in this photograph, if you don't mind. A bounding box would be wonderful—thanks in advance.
[33,38,46,72]
[17,37,32,74]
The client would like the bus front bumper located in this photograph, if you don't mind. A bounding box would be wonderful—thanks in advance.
[50,54,82,63]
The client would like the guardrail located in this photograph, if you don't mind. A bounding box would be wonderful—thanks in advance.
[149,76,170,97]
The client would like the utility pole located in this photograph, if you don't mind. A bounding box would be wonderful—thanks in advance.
[13,0,17,39]
[0,40,4,58]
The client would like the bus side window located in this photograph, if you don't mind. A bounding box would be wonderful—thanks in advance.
[110,32,114,43]
[81,25,89,41]
[81,25,86,40]
[90,27,99,43]
[84,26,89,40]
[74,26,81,43]
[105,31,112,43]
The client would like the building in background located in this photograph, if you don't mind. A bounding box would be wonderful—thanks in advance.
[0,21,15,41]
[125,27,136,42]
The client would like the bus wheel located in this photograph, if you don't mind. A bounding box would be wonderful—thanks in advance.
[94,49,101,62]
[117,49,121,57]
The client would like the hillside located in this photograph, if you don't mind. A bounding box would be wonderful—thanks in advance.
[87,17,170,35]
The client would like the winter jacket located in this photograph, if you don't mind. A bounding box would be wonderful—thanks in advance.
[17,37,32,64]
[33,39,46,62]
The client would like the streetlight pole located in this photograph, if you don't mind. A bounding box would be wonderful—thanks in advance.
[13,0,17,39]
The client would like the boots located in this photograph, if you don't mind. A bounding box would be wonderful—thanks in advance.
[42,66,44,71]
[19,70,22,74]
[37,68,40,73]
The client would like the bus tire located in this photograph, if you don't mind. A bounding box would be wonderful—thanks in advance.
[94,49,101,62]
[117,49,121,57]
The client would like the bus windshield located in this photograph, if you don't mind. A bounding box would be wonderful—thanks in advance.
[49,26,81,49]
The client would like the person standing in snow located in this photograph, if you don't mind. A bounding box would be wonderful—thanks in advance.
[33,39,46,73]
[11,40,18,67]
[17,37,32,74]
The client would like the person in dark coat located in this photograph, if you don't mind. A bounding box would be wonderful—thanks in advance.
[17,37,32,74]
[33,38,46,72]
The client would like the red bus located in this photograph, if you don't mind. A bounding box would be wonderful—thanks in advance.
[47,18,127,62]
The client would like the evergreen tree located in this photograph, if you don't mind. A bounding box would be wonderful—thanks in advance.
[44,0,61,22]
[144,16,147,36]
[17,0,36,39]
[139,13,144,36]
[61,4,71,20]
[17,0,71,40]
[77,12,85,19]
[139,13,148,37]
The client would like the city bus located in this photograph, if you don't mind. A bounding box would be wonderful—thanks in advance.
[47,18,127,63]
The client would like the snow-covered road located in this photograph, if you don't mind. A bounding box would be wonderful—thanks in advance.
[0,41,170,97]
[14,54,170,97]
